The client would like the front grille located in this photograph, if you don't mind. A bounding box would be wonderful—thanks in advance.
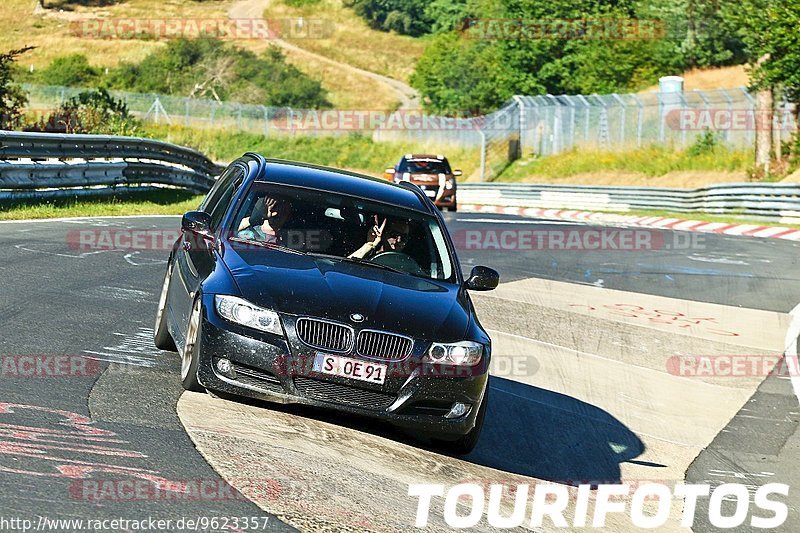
[294,377,395,410]
[230,362,283,393]
[295,318,353,353]
[356,330,413,360]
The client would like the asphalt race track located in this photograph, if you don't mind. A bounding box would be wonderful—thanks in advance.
[1,212,798,531]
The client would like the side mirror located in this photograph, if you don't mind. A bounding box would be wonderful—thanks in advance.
[182,211,212,234]
[385,168,396,175]
[453,169,462,177]
[464,266,499,291]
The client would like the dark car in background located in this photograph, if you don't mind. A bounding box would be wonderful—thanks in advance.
[154,153,499,453]
[385,154,460,211]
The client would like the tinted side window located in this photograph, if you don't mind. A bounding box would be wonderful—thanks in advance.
[201,165,240,216]
[209,168,244,231]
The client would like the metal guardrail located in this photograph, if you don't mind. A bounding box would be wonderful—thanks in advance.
[458,182,800,219]
[0,131,223,201]
[3,131,799,221]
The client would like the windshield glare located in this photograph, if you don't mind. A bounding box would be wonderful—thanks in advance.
[229,184,455,281]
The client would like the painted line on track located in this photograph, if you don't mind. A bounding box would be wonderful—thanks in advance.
[783,303,800,406]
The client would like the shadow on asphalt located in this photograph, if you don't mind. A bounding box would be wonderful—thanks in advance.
[464,376,646,485]
[210,374,645,486]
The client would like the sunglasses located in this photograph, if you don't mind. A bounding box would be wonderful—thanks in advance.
[386,229,409,239]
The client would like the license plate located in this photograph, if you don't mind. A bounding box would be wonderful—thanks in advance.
[424,189,437,197]
[313,353,387,384]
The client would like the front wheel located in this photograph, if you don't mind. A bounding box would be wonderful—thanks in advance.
[180,298,204,392]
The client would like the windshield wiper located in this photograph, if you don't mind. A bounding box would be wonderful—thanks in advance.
[229,237,306,255]
[307,252,406,275]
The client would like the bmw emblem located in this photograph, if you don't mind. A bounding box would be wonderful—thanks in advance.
[350,313,365,323]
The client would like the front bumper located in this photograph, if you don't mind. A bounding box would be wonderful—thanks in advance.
[194,296,488,439]
[396,178,457,209]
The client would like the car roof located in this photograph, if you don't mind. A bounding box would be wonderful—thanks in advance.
[403,154,446,161]
[249,157,431,213]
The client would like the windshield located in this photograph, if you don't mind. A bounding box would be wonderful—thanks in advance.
[228,183,455,281]
[398,158,451,174]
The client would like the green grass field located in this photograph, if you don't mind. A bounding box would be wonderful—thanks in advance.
[494,145,752,187]
[0,189,203,221]
[143,124,481,178]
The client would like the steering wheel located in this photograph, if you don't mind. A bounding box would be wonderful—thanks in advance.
[370,251,425,275]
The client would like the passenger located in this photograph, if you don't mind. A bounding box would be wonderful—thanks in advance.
[237,196,292,244]
[337,203,366,256]
[349,216,410,259]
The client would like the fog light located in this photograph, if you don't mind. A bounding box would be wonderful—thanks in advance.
[445,402,471,419]
[216,358,233,376]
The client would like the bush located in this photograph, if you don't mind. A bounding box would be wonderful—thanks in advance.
[31,88,140,135]
[343,0,434,37]
[108,38,330,108]
[687,130,719,156]
[37,54,100,87]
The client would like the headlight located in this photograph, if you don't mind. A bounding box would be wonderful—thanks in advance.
[215,295,283,336]
[444,179,455,190]
[424,341,483,366]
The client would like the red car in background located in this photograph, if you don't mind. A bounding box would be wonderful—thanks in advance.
[385,154,460,212]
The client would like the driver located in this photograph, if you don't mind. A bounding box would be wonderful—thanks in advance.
[348,216,409,259]
[237,196,292,244]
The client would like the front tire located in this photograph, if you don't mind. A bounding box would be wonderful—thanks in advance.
[154,262,177,351]
[180,298,204,392]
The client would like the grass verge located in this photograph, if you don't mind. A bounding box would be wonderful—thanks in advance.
[143,124,480,177]
[495,145,751,186]
[0,189,203,221]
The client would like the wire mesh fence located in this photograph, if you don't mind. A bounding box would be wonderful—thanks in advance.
[20,83,797,182]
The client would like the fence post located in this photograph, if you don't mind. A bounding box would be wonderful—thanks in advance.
[678,92,688,146]
[577,94,591,144]
[512,95,526,155]
[479,129,486,182]
[612,93,626,147]
[632,94,644,148]
[740,87,756,151]
[720,88,733,144]
[263,106,270,138]
[564,95,576,150]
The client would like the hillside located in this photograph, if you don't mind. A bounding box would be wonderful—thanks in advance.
[4,0,424,110]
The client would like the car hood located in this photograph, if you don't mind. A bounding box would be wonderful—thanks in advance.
[222,246,470,342]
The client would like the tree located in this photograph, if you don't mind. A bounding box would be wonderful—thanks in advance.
[721,0,800,173]
[0,47,34,130]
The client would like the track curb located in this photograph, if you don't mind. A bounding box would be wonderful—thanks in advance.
[461,204,800,241]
